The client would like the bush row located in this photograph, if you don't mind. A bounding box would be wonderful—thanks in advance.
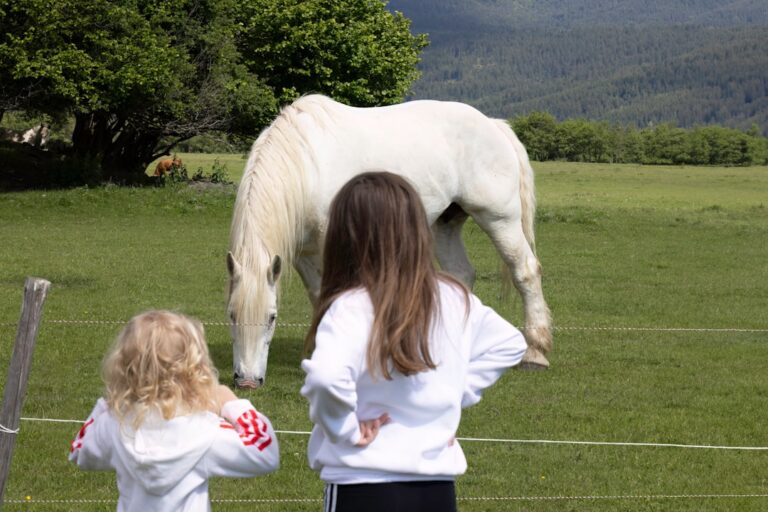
[511,112,768,165]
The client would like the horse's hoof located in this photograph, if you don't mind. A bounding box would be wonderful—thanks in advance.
[519,346,550,370]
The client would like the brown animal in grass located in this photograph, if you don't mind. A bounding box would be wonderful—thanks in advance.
[154,157,182,176]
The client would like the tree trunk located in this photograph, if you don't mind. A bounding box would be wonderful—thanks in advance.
[102,134,159,183]
[72,112,110,158]
[71,112,162,183]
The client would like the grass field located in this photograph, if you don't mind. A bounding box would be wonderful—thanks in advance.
[1,161,767,511]
[146,152,249,180]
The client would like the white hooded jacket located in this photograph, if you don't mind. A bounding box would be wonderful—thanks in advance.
[69,398,279,511]
[301,281,527,484]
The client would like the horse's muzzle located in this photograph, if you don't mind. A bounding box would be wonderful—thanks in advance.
[234,373,264,389]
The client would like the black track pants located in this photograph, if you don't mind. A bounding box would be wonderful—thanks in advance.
[323,481,457,512]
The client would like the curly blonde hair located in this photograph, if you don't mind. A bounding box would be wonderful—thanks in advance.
[102,310,218,428]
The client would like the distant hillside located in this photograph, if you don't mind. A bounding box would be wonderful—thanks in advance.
[387,0,768,133]
[387,0,768,29]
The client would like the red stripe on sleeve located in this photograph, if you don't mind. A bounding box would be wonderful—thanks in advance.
[70,418,95,453]
[234,410,273,451]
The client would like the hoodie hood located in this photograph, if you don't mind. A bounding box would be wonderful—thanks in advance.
[114,411,219,495]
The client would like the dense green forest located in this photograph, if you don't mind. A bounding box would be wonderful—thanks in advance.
[387,0,768,29]
[388,0,768,134]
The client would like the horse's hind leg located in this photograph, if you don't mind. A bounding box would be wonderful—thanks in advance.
[474,215,552,369]
[294,254,322,307]
[433,203,476,289]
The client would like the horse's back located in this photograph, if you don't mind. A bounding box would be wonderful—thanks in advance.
[295,96,522,216]
[298,95,499,143]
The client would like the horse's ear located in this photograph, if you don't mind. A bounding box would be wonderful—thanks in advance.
[268,255,282,286]
[227,252,241,278]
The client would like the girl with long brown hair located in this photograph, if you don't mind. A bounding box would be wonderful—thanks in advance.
[301,172,527,511]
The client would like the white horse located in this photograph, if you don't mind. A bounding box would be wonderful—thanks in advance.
[227,94,552,388]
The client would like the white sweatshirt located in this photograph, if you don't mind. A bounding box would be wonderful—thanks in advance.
[69,398,279,511]
[301,281,527,484]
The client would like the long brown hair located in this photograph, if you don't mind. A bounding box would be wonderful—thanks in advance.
[305,171,467,379]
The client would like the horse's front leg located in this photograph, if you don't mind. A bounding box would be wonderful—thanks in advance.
[294,254,322,308]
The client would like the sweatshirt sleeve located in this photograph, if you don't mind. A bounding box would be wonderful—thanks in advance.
[300,295,369,446]
[68,398,114,470]
[203,399,280,477]
[462,295,528,408]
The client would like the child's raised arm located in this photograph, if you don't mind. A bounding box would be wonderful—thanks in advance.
[68,398,114,471]
[204,395,280,477]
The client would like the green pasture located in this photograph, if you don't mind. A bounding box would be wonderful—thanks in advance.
[146,152,249,179]
[1,162,767,511]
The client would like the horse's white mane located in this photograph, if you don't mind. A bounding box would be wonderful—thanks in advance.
[230,95,335,275]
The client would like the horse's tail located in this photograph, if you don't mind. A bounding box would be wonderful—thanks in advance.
[493,119,537,254]
[492,119,538,299]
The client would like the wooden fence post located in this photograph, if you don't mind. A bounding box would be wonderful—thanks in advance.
[0,277,51,508]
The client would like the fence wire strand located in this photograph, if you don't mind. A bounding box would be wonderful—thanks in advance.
[2,318,766,333]
[5,494,768,505]
[17,417,768,451]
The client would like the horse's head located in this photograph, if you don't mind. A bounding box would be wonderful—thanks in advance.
[226,250,282,389]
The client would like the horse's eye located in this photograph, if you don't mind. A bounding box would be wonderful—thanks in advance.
[268,313,277,325]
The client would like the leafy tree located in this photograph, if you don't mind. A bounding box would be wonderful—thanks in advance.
[746,124,768,164]
[556,118,610,162]
[0,0,426,182]
[697,126,753,165]
[0,0,275,180]
[512,111,558,161]
[235,0,427,106]
[0,1,76,118]
[686,128,712,165]
[612,126,644,163]
[641,124,689,164]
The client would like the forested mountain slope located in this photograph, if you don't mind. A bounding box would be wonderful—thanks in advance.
[387,0,768,133]
[388,0,768,29]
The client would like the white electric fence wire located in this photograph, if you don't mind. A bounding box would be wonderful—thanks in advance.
[455,437,768,450]
[5,494,768,504]
[19,417,768,451]
[0,423,20,434]
[2,319,767,332]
